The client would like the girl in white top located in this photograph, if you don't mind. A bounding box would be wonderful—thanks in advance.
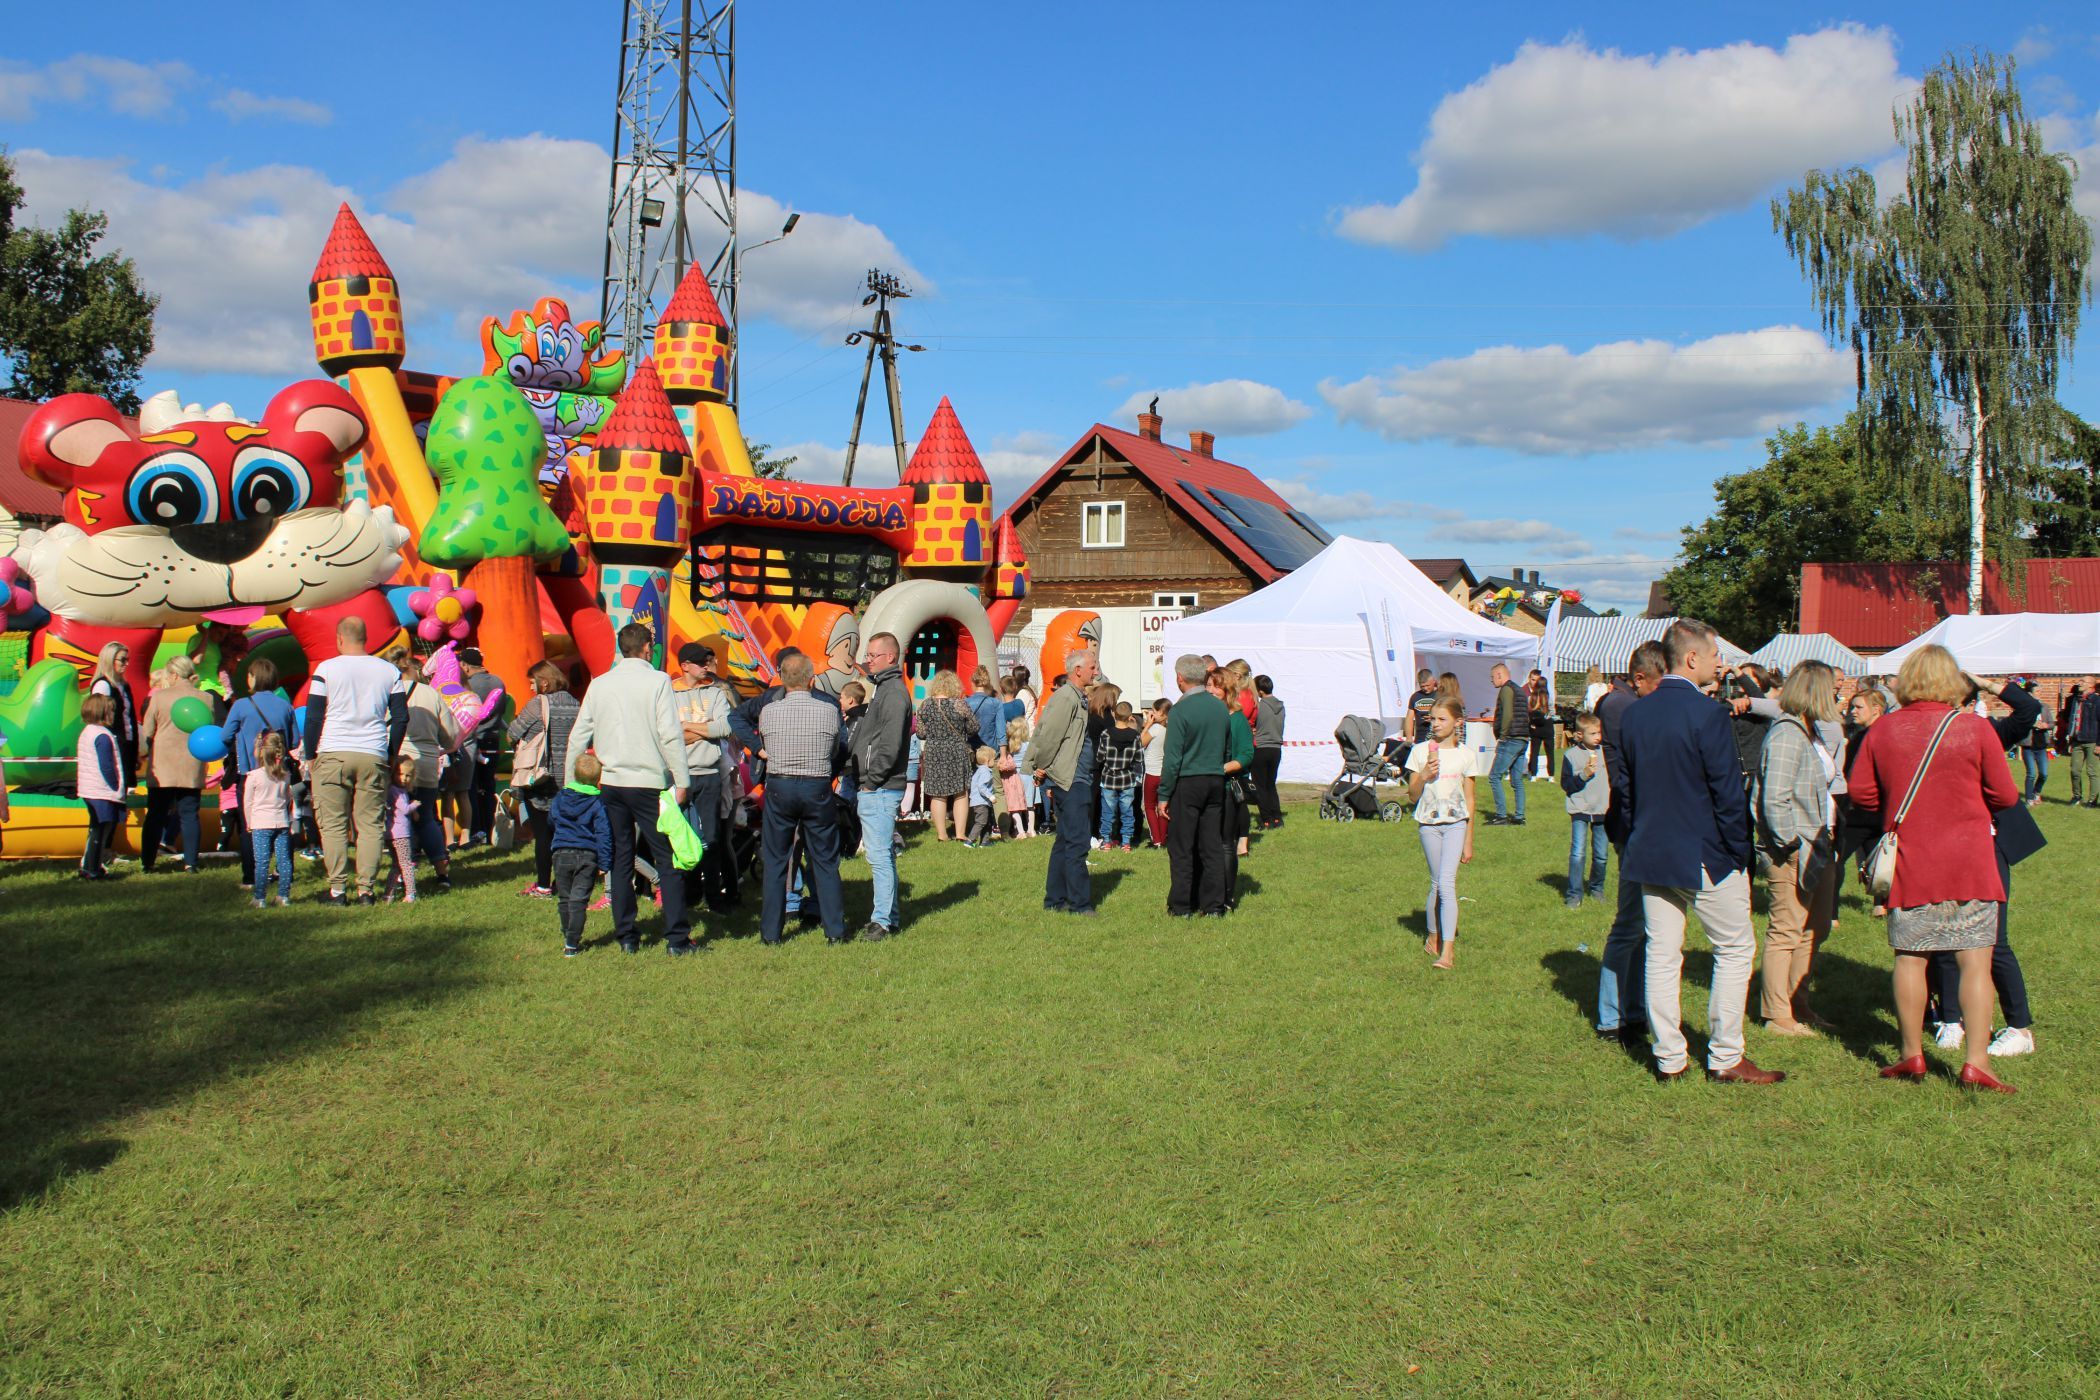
[1403,698,1477,970]
[1581,664,1609,714]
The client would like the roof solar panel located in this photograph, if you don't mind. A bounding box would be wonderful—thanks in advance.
[1197,487,1327,572]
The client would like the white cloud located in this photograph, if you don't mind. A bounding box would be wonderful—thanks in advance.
[734,191,931,333]
[1533,555,1676,614]
[1338,26,1915,249]
[0,54,193,121]
[1269,479,1591,560]
[210,89,333,125]
[1613,525,1680,542]
[1320,326,1854,455]
[1114,379,1313,437]
[2012,28,2057,65]
[8,137,927,381]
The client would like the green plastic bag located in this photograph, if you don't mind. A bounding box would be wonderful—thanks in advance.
[657,790,704,870]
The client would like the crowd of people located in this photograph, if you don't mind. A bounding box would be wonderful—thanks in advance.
[1404,621,2062,1092]
[17,613,2079,1084]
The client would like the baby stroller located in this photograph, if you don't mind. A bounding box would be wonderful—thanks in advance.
[1318,716,1409,823]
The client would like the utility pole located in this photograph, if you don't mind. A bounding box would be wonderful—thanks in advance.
[841,269,923,486]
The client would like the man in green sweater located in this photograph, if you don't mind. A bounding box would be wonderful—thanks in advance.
[1158,653,1231,916]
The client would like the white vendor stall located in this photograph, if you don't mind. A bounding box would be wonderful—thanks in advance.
[1159,536,1537,784]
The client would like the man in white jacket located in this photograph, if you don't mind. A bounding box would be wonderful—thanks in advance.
[569,623,694,955]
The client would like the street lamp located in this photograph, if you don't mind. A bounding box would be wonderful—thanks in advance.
[730,213,801,408]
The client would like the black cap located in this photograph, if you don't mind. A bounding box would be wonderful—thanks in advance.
[458,647,483,667]
[678,642,716,666]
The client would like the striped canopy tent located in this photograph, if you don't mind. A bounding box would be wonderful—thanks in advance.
[1749,632,1870,675]
[1545,616,1751,674]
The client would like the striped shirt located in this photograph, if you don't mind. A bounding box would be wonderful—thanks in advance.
[757,689,843,778]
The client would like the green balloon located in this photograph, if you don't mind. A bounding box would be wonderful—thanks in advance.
[171,695,214,733]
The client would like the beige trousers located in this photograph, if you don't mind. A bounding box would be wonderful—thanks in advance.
[313,751,389,895]
[1761,837,1837,1024]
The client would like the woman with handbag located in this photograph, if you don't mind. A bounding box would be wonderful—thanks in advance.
[506,660,579,898]
[1848,645,2022,1092]
[1753,661,1843,1036]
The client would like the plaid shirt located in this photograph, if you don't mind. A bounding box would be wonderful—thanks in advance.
[1096,724,1142,790]
[757,689,843,778]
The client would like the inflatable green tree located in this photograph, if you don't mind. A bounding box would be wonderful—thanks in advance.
[418,375,572,569]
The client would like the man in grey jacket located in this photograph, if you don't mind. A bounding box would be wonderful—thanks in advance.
[1023,647,1098,915]
[848,631,911,940]
[675,642,737,912]
[568,622,694,955]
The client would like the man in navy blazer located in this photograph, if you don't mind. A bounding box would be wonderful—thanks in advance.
[1619,619,1784,1085]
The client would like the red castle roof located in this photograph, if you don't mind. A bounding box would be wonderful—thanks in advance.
[902,397,988,486]
[993,513,1023,561]
[310,203,394,284]
[662,262,727,327]
[595,361,689,457]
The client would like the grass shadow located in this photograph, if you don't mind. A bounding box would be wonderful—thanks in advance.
[0,869,480,1212]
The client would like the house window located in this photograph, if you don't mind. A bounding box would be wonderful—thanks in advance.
[1153,592,1198,608]
[1082,500,1125,548]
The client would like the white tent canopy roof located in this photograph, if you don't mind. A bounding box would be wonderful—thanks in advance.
[1545,615,1750,672]
[1750,632,1870,674]
[1862,613,2100,675]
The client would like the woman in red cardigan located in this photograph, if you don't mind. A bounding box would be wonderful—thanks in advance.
[1849,645,2022,1092]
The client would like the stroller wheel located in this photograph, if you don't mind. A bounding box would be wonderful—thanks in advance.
[1319,796,1338,821]
[1380,801,1406,823]
[1334,802,1355,823]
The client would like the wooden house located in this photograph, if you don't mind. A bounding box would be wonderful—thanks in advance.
[998,409,1332,628]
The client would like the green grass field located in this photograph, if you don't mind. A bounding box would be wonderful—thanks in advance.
[3,779,2096,1397]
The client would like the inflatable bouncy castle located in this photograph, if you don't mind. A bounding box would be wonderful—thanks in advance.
[0,202,1028,855]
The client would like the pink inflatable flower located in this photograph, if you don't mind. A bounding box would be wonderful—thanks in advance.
[0,558,35,621]
[406,572,481,643]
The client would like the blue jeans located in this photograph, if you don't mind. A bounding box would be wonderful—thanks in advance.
[250,828,292,901]
[1488,739,1528,819]
[857,787,904,929]
[2023,748,2048,800]
[1046,779,1095,912]
[1566,814,1608,904]
[1097,785,1137,844]
[409,785,448,871]
[1596,848,1648,1032]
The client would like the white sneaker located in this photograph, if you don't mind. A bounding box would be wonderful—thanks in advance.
[1932,1021,1967,1049]
[1987,1026,2035,1057]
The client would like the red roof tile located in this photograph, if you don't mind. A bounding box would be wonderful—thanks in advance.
[661,263,727,327]
[1001,424,1317,583]
[1,397,104,518]
[310,203,394,284]
[902,397,988,486]
[1800,560,2100,649]
[595,361,689,457]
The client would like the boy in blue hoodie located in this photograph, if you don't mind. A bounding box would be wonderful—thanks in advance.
[549,752,613,956]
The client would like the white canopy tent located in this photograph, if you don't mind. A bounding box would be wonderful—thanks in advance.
[1861,613,2100,675]
[1750,632,1870,674]
[1158,536,1537,784]
[1545,615,1751,673]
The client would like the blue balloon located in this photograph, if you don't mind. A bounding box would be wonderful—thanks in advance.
[187,725,230,763]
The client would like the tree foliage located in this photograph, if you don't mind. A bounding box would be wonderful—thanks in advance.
[1772,52,2091,609]
[0,152,159,413]
[742,439,796,480]
[2026,406,2100,557]
[1662,417,1979,645]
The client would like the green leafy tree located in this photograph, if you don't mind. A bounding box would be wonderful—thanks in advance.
[743,438,796,480]
[0,152,158,412]
[1773,52,2091,612]
[1663,417,1977,644]
[2025,406,2100,557]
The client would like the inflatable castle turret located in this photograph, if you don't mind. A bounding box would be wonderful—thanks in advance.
[578,360,693,646]
[309,205,405,376]
[900,397,993,584]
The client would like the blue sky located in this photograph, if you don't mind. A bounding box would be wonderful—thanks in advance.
[5,1,2098,610]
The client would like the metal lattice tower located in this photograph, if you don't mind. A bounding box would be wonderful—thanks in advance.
[601,0,735,388]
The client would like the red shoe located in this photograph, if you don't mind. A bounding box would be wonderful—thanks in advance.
[1957,1064,2016,1094]
[1879,1054,1928,1082]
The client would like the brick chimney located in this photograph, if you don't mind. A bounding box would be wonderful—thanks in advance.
[1138,409,1162,441]
[1188,429,1214,457]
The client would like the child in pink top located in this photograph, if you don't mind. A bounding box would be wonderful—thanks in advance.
[244,732,294,907]
[1000,717,1035,839]
[385,756,420,903]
